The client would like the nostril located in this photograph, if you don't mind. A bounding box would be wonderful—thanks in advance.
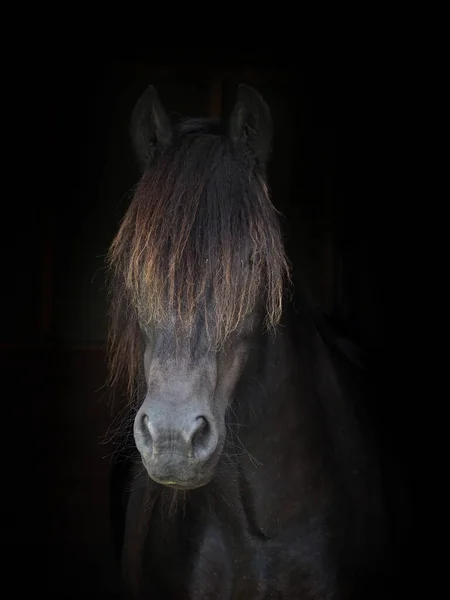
[191,416,215,459]
[142,413,150,433]
[193,416,209,441]
[140,413,153,455]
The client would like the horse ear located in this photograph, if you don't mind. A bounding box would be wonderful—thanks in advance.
[227,84,273,165]
[130,84,172,172]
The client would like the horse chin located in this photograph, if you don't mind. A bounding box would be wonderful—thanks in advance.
[146,471,214,491]
[157,479,211,491]
[140,434,225,491]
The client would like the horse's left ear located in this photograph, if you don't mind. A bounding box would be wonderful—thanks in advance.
[130,84,172,172]
[227,84,273,165]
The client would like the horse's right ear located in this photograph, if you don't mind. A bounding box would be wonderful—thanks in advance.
[130,85,172,172]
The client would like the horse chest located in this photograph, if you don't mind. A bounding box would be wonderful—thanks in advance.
[142,513,334,599]
[188,525,336,599]
[141,520,262,598]
[188,523,270,599]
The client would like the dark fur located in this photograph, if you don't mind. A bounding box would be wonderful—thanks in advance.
[107,114,288,397]
[107,85,388,599]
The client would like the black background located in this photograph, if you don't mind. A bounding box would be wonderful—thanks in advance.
[2,48,412,597]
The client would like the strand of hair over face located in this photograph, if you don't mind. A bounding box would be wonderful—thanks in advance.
[107,134,290,390]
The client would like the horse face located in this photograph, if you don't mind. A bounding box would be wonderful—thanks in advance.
[133,314,258,489]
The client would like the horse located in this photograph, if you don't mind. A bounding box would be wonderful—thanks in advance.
[106,83,388,599]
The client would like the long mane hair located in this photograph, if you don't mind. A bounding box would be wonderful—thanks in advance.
[106,111,290,400]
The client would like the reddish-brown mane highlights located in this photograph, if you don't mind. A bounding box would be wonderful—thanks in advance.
[106,122,290,398]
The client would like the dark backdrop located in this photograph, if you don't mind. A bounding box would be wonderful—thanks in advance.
[2,50,410,597]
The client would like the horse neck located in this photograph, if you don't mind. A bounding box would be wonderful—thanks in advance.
[230,318,305,454]
[230,306,372,491]
[235,310,314,429]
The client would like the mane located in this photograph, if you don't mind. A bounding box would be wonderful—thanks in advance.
[107,118,290,396]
